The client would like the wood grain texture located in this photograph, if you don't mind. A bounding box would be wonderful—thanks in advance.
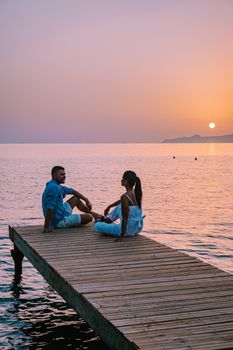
[9,224,233,350]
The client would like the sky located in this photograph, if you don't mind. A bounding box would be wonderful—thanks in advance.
[0,0,233,142]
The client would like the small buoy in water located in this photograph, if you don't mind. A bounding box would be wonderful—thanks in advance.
[195,157,197,160]
[173,156,176,159]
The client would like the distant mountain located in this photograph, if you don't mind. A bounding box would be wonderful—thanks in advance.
[162,133,233,143]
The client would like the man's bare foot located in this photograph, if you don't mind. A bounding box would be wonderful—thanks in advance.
[94,215,106,223]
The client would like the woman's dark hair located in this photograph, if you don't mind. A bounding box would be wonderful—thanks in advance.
[123,170,142,208]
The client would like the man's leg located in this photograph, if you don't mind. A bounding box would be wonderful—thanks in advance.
[67,196,90,212]
[66,196,93,224]
[80,214,93,225]
[67,196,105,220]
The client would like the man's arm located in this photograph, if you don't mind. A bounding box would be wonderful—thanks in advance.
[43,208,54,232]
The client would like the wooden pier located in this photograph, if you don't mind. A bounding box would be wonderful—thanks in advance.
[9,225,233,350]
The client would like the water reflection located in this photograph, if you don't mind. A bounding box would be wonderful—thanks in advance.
[8,276,109,350]
[208,143,216,156]
[10,274,23,300]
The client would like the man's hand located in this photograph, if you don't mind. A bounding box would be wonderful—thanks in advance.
[44,209,53,233]
[43,228,53,233]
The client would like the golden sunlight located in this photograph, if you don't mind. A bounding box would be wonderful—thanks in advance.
[209,122,216,129]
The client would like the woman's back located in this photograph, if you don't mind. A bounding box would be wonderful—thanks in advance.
[117,203,143,235]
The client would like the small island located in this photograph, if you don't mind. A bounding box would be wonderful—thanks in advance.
[162,133,233,143]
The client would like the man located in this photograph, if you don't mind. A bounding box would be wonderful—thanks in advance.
[42,166,93,232]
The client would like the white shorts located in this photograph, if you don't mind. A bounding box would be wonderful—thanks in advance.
[56,202,81,228]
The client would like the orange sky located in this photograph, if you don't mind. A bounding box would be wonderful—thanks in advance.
[0,0,233,142]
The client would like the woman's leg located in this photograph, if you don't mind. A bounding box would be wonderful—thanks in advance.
[93,205,121,224]
[95,221,121,236]
[80,214,93,224]
[107,206,120,222]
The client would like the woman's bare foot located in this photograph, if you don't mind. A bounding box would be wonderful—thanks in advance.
[90,211,114,223]
[103,217,113,223]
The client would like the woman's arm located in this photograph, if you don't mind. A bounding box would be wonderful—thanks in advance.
[104,199,121,216]
[116,194,129,241]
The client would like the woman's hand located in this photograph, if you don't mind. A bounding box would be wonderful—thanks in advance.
[115,236,124,242]
[43,228,53,233]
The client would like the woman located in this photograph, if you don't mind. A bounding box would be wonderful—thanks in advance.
[95,170,144,241]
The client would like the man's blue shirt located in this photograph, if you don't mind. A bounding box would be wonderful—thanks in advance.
[42,179,74,227]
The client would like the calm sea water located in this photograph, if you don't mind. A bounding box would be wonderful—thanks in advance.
[1,143,233,349]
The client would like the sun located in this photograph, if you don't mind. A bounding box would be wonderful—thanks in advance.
[209,122,215,129]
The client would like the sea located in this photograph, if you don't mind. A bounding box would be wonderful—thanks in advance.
[1,143,233,349]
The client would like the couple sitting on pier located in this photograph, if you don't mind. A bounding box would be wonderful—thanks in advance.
[42,166,144,241]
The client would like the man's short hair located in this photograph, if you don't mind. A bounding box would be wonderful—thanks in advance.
[51,166,64,177]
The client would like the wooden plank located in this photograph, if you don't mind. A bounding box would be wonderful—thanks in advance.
[75,276,233,296]
[118,314,233,334]
[130,329,233,347]
[109,306,233,327]
[101,299,233,321]
[63,268,226,284]
[84,283,233,300]
[85,290,233,309]
[73,272,229,292]
[99,296,233,317]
